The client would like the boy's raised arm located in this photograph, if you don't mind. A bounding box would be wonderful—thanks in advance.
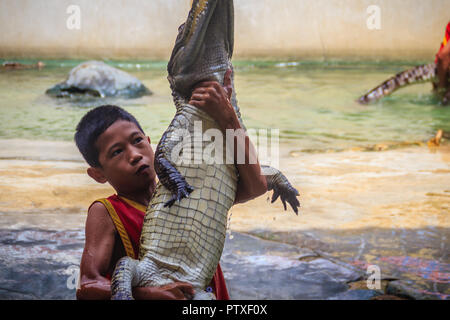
[189,70,267,204]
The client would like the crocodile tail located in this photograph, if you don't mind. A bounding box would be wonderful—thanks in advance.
[357,63,437,104]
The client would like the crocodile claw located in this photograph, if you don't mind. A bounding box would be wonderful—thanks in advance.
[270,183,300,215]
[262,165,300,215]
[164,183,194,208]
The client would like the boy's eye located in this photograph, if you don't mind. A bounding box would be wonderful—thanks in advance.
[111,149,122,157]
[134,137,143,144]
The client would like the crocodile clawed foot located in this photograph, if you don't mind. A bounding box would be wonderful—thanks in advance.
[271,185,300,215]
[262,165,301,215]
[164,183,194,208]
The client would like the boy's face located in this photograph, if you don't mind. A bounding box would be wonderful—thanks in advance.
[89,120,156,195]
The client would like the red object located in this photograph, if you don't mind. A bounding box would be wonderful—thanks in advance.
[435,22,450,63]
[209,263,230,300]
[92,194,230,300]
[103,195,145,259]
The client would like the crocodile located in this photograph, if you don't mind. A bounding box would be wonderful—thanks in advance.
[110,0,300,300]
[357,63,439,104]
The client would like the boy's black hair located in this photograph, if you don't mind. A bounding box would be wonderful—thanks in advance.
[75,105,145,167]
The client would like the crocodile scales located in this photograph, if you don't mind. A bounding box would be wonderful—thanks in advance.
[111,0,300,300]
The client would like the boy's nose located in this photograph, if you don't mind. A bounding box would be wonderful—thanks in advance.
[129,150,143,166]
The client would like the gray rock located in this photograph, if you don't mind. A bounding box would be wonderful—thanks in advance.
[220,232,363,299]
[46,61,152,99]
[0,228,84,300]
[248,227,450,300]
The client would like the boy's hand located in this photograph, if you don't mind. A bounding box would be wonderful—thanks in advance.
[189,69,236,131]
[189,69,267,204]
[133,281,195,300]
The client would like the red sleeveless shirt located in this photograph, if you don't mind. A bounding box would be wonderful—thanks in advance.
[92,194,230,300]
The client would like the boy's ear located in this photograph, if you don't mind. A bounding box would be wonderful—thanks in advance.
[147,136,151,144]
[87,167,107,184]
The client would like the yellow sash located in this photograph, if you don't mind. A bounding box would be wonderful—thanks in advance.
[95,198,136,259]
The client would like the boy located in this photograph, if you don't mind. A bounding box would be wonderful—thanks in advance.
[75,72,267,299]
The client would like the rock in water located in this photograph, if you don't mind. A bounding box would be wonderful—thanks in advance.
[46,61,152,99]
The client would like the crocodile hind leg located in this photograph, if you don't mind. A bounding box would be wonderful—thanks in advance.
[261,165,300,215]
[111,256,141,300]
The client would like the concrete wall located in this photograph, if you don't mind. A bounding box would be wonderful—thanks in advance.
[0,0,448,61]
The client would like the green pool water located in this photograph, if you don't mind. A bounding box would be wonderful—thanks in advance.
[0,59,449,152]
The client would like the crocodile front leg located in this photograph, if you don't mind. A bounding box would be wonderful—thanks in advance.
[261,165,300,215]
[154,113,195,208]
